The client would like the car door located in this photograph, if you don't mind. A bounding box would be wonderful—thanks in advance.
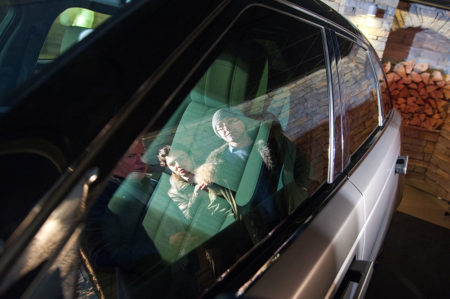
[70,4,368,299]
[0,1,398,298]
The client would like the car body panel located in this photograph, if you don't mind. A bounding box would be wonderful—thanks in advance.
[349,110,402,261]
[247,178,365,298]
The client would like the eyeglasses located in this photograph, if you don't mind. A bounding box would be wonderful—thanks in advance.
[216,118,240,132]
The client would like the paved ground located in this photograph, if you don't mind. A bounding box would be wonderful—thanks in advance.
[398,184,450,229]
[366,182,450,298]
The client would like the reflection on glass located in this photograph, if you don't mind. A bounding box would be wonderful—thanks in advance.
[370,50,392,120]
[81,6,330,298]
[337,39,379,155]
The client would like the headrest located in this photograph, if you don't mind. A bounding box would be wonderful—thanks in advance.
[189,42,268,108]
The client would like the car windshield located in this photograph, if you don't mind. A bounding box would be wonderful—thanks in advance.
[0,0,136,112]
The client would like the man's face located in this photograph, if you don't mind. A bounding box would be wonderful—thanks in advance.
[114,142,147,178]
[166,150,194,177]
[215,117,246,144]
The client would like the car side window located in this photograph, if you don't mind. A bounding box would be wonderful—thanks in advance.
[80,7,328,298]
[337,37,379,164]
[38,8,110,63]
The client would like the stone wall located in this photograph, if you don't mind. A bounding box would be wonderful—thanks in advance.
[321,0,399,58]
[383,1,450,74]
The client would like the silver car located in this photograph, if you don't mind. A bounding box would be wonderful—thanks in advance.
[0,0,406,298]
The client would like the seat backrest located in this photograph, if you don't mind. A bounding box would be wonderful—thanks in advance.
[60,26,93,54]
[107,42,270,266]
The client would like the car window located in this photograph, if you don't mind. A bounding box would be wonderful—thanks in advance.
[0,0,132,109]
[369,49,392,122]
[336,37,379,165]
[38,8,110,63]
[80,7,329,298]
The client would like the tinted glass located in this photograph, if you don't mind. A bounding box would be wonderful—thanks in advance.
[80,7,328,298]
[0,2,9,24]
[337,37,378,161]
[0,0,131,107]
[38,8,110,61]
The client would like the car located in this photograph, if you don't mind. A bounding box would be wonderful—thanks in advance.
[0,0,407,298]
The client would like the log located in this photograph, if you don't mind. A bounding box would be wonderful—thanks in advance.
[402,60,415,74]
[399,76,412,84]
[410,71,422,83]
[430,90,443,100]
[399,103,406,112]
[384,60,447,130]
[420,72,430,84]
[413,62,429,73]
[399,87,410,97]
[409,89,420,98]
[419,88,428,97]
[426,85,439,93]
[386,73,401,82]
[408,83,418,89]
[407,103,419,113]
[431,70,443,82]
[407,97,416,105]
[428,99,436,109]
[393,63,406,77]
[436,80,445,87]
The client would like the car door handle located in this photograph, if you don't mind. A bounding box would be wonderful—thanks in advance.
[395,155,408,174]
[334,259,374,299]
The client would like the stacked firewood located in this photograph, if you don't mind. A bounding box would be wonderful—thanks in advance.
[384,60,449,130]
